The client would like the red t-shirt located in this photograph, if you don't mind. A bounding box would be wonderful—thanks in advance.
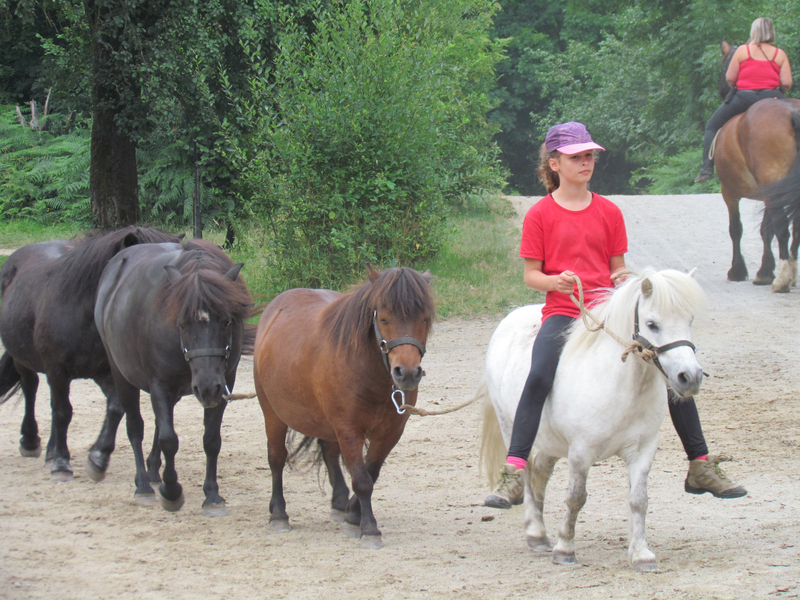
[520,193,628,322]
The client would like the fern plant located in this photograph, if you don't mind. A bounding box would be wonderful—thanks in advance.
[0,105,91,224]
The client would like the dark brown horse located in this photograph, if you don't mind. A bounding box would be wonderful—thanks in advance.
[0,227,181,479]
[714,41,800,290]
[92,239,254,515]
[253,265,434,549]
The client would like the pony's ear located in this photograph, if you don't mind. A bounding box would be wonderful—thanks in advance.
[123,232,139,248]
[224,263,244,281]
[366,263,380,283]
[688,267,698,279]
[421,269,436,284]
[177,233,186,241]
[164,264,182,281]
[641,278,653,298]
[721,40,731,56]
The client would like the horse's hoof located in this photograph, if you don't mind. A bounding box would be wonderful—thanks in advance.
[772,284,791,293]
[134,492,158,506]
[553,551,577,565]
[341,522,362,539]
[526,536,553,553]
[753,275,774,286]
[157,489,185,512]
[483,494,512,509]
[50,459,73,482]
[202,501,228,518]
[19,444,42,458]
[633,560,658,572]
[330,509,347,524]
[147,471,162,484]
[50,469,73,482]
[269,519,291,533]
[360,535,383,550]
[85,457,107,482]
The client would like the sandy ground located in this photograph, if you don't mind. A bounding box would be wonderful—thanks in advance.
[1,194,799,599]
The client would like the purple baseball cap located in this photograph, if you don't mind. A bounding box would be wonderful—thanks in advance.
[544,122,605,154]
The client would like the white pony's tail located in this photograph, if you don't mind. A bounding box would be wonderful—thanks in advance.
[478,380,507,489]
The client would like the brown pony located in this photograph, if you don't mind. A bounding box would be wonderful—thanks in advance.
[714,42,800,291]
[253,265,434,549]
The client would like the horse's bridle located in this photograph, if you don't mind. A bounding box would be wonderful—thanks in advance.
[632,298,697,380]
[179,328,233,364]
[372,310,427,414]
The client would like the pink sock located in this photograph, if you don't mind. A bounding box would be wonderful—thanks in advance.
[506,456,527,471]
[694,455,708,461]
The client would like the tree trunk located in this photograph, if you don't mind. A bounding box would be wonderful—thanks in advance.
[90,101,140,228]
[85,0,141,229]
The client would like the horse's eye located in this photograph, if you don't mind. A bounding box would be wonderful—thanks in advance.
[646,321,659,333]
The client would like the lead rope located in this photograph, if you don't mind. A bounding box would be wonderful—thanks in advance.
[568,272,659,365]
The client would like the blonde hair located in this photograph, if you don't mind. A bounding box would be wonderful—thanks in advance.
[537,144,561,194]
[748,18,776,44]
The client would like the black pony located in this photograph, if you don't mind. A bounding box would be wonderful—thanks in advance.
[0,227,181,479]
[92,239,254,515]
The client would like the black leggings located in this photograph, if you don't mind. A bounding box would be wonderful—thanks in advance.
[507,315,709,462]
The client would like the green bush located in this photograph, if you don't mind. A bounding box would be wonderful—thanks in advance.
[237,0,506,290]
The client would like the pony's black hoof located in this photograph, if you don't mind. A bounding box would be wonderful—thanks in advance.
[134,492,158,506]
[360,535,383,550]
[147,471,162,484]
[526,536,553,553]
[341,522,362,539]
[85,455,108,482]
[633,559,658,573]
[157,489,185,512]
[553,551,577,565]
[19,444,42,458]
[202,501,229,518]
[269,519,291,533]
[330,509,347,524]
[753,275,774,286]
[49,459,73,482]
[483,494,512,509]
[727,269,748,282]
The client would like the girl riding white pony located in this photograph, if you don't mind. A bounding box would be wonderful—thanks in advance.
[480,268,707,571]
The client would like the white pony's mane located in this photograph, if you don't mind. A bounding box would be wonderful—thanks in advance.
[563,268,707,357]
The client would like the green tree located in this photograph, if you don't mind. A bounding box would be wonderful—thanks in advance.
[236,0,506,288]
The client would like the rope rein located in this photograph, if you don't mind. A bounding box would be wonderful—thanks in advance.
[568,272,660,365]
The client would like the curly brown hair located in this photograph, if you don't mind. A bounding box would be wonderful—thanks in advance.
[537,144,561,194]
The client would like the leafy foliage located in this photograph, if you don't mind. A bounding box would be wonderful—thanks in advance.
[0,105,90,224]
[235,0,506,289]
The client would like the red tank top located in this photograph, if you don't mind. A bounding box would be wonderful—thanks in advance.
[737,45,781,90]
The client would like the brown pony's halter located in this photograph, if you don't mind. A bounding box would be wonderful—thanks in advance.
[372,310,427,414]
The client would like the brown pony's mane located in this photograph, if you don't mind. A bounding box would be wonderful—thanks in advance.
[57,226,180,300]
[158,239,253,327]
[322,267,435,356]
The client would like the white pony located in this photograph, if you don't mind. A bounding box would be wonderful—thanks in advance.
[479,268,707,571]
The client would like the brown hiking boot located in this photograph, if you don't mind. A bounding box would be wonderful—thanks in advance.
[685,454,747,499]
[484,464,524,509]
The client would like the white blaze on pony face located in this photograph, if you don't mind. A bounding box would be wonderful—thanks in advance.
[197,309,210,323]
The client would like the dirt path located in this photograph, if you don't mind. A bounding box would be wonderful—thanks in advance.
[2,195,799,599]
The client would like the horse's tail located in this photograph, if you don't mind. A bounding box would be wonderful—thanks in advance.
[0,351,22,405]
[478,380,506,490]
[760,109,800,219]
